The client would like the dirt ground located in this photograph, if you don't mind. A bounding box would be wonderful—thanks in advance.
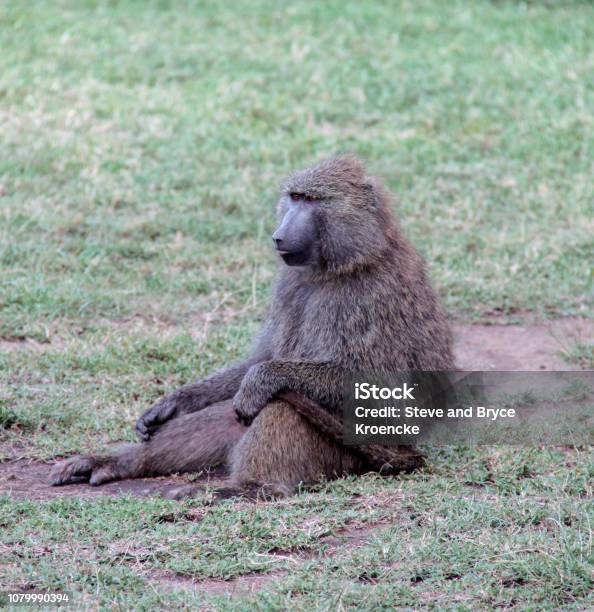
[1,319,592,502]
[0,458,228,502]
[453,319,593,371]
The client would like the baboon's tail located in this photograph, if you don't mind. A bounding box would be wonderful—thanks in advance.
[49,401,247,486]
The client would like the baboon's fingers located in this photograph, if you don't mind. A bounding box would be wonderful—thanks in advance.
[138,418,185,441]
[49,456,124,486]
[136,397,177,440]
[135,423,160,441]
[135,424,149,441]
[48,456,94,486]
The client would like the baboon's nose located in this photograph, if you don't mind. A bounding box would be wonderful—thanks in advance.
[272,232,286,250]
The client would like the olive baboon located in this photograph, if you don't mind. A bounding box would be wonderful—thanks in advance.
[50,155,454,496]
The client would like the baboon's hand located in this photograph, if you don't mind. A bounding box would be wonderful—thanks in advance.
[233,364,276,426]
[135,395,179,441]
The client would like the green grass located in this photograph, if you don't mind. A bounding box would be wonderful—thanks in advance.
[2,448,592,609]
[561,341,594,369]
[1,0,593,609]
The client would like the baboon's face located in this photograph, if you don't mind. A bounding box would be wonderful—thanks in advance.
[276,155,391,272]
[272,192,320,267]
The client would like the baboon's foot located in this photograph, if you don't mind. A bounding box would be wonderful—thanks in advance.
[49,455,123,486]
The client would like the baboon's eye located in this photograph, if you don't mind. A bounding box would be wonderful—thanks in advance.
[290,192,319,203]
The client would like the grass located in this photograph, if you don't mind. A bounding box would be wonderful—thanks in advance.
[1,448,592,609]
[561,342,594,370]
[1,0,593,609]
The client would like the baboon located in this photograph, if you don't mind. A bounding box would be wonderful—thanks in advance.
[50,155,454,497]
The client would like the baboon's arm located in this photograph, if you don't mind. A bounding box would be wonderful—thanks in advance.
[136,356,264,440]
[173,357,265,408]
[278,391,425,473]
[233,359,344,425]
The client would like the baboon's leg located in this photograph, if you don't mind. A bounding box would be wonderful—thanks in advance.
[50,400,246,486]
[229,400,367,497]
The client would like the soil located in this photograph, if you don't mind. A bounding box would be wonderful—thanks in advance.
[453,318,593,371]
[1,319,592,503]
[0,456,227,501]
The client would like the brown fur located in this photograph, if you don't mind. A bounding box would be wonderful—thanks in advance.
[50,155,453,496]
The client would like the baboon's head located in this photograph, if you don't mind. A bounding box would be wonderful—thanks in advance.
[273,155,394,273]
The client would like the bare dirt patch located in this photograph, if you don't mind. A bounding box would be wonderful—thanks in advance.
[147,569,284,598]
[1,318,592,503]
[0,338,51,352]
[453,318,593,371]
[0,454,226,501]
